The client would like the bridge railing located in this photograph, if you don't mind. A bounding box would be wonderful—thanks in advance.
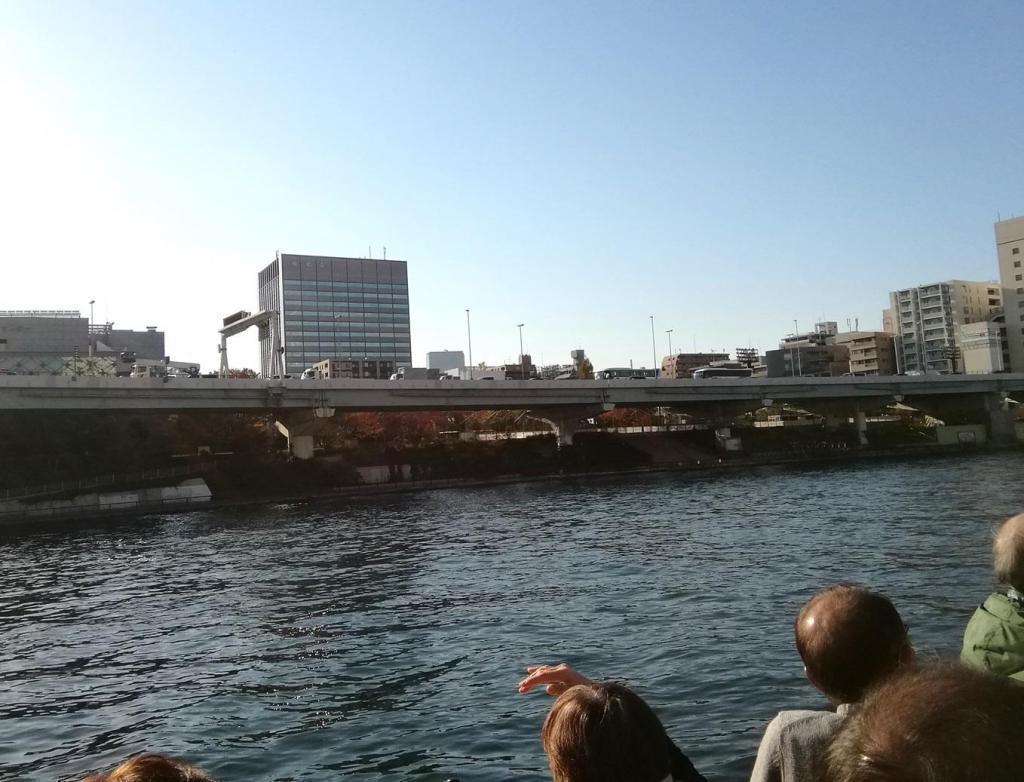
[0,463,215,502]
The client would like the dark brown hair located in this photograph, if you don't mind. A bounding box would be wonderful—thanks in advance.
[827,663,1024,782]
[82,753,216,782]
[541,681,673,782]
[795,584,908,703]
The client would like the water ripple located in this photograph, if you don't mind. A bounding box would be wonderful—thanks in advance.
[0,453,1020,780]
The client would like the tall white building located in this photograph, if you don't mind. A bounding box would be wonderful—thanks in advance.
[889,281,1002,373]
[996,216,1024,372]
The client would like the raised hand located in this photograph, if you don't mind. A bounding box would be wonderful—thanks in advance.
[517,662,594,696]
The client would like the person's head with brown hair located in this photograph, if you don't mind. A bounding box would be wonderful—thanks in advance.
[794,584,912,704]
[541,681,674,782]
[826,663,1024,782]
[82,753,216,782]
[994,513,1024,591]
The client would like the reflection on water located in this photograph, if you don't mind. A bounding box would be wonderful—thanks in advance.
[1,453,1019,781]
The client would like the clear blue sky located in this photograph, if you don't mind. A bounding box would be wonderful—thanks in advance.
[2,1,1023,371]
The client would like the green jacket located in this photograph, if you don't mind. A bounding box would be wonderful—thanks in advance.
[961,593,1024,681]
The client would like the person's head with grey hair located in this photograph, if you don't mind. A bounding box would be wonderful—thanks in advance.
[994,513,1024,591]
[826,663,1024,782]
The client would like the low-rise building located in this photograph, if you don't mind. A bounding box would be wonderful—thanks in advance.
[765,344,850,377]
[504,353,537,380]
[426,350,464,372]
[832,331,897,375]
[780,321,838,349]
[313,357,395,379]
[960,318,1008,374]
[460,365,507,380]
[0,311,167,376]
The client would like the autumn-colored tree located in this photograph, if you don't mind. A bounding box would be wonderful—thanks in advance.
[596,407,658,428]
[578,358,594,380]
[227,368,257,379]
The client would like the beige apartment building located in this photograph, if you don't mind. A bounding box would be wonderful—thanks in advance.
[889,280,1002,373]
[996,216,1024,372]
[832,331,897,375]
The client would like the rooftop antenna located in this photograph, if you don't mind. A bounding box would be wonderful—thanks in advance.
[847,318,852,331]
[383,246,387,260]
[368,245,372,259]
[855,317,859,331]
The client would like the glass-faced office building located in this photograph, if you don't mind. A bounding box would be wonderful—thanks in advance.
[258,254,411,377]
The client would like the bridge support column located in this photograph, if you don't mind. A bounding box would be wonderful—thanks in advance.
[986,394,1016,445]
[854,405,868,446]
[534,403,613,448]
[275,407,336,460]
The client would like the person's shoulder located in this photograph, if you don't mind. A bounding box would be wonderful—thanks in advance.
[774,707,846,740]
[758,709,837,747]
[968,593,1024,629]
[982,592,1024,616]
[770,708,835,729]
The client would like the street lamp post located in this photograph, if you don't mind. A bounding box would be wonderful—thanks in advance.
[465,309,473,377]
[517,323,526,380]
[666,328,674,356]
[649,315,658,377]
[88,300,95,357]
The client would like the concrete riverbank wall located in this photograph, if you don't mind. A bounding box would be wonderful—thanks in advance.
[0,478,211,522]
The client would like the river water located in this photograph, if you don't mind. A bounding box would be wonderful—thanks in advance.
[1,451,1020,781]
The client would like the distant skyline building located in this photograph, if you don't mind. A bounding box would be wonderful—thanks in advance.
[889,280,1001,374]
[258,253,411,377]
[426,350,464,372]
[996,217,1024,373]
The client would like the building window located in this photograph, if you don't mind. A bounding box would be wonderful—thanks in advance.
[1018,274,1023,282]
[1017,261,1022,268]
[1014,248,1020,255]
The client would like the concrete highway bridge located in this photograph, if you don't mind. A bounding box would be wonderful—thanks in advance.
[2,374,1023,458]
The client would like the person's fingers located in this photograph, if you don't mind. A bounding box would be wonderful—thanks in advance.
[525,663,564,674]
[545,683,567,696]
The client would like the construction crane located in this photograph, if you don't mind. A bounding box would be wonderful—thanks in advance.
[218,310,283,378]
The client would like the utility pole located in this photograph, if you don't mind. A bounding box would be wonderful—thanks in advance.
[666,328,674,356]
[465,309,473,376]
[517,323,526,380]
[88,300,95,357]
[649,315,658,376]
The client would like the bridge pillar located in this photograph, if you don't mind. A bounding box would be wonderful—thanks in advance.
[854,405,868,446]
[275,407,336,460]
[986,393,1016,445]
[534,403,613,447]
